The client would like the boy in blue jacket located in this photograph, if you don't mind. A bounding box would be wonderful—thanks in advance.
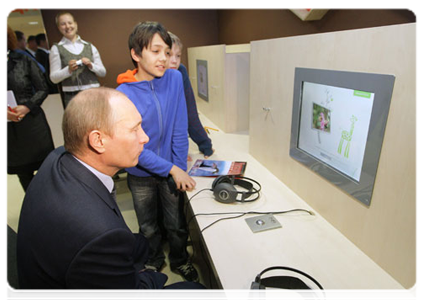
[116,21,198,282]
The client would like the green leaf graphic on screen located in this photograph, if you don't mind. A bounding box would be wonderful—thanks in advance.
[338,115,358,158]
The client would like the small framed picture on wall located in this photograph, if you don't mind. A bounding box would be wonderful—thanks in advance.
[196,59,209,102]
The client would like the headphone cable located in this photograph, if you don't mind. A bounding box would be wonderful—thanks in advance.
[184,188,212,217]
[184,188,314,287]
[188,209,314,233]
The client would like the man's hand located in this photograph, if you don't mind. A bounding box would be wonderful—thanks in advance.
[169,165,196,192]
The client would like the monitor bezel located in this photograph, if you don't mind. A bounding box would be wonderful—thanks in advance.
[289,67,395,206]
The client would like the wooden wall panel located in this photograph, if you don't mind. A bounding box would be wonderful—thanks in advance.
[41,9,219,89]
[217,9,415,45]
[188,45,226,131]
[188,45,250,133]
[249,24,416,288]
[224,52,250,133]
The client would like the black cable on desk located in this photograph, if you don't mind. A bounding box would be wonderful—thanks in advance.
[185,187,314,232]
[184,188,315,287]
[184,188,212,216]
[188,209,314,233]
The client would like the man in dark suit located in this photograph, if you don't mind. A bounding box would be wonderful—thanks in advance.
[14,30,45,73]
[16,87,205,290]
[26,35,38,57]
[35,33,58,94]
[15,31,34,58]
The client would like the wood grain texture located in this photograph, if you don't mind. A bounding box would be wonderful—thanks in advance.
[249,24,416,288]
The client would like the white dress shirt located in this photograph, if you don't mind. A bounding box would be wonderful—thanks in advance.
[26,48,36,57]
[38,47,49,54]
[72,156,114,194]
[49,35,106,92]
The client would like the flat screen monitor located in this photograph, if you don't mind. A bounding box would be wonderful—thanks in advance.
[290,68,395,206]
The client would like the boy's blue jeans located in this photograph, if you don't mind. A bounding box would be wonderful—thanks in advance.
[127,174,189,269]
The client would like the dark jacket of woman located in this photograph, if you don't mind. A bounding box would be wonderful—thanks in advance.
[7,50,54,174]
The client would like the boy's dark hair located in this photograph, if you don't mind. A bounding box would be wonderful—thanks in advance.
[128,21,172,67]
[35,33,46,46]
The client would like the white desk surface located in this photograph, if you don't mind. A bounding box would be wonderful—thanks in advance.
[186,114,403,290]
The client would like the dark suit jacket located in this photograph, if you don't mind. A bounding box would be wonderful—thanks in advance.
[35,49,58,94]
[17,147,168,289]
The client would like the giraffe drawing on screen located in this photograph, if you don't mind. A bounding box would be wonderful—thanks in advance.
[338,115,358,158]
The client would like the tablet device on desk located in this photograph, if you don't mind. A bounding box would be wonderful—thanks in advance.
[188,159,247,177]
[4,91,18,122]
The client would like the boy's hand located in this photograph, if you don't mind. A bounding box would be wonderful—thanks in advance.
[169,165,196,192]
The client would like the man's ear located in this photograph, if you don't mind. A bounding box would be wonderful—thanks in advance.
[88,130,106,154]
[130,48,141,63]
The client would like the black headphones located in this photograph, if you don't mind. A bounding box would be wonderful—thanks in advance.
[251,266,324,290]
[211,175,261,204]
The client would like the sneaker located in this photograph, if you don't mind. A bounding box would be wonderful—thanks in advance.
[174,262,199,282]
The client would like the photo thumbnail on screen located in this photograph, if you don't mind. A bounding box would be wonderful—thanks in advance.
[312,103,331,133]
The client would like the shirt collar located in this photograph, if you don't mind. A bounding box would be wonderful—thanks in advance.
[26,48,36,55]
[58,35,88,46]
[38,47,49,53]
[72,155,114,193]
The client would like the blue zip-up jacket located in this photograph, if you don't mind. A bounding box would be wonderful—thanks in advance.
[116,68,188,177]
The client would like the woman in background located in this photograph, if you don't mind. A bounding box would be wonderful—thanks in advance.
[7,26,55,191]
[49,11,106,108]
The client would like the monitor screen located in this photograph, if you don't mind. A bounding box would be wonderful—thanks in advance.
[298,82,375,182]
[290,68,395,206]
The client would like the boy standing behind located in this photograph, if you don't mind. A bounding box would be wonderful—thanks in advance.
[116,21,198,282]
[167,32,214,159]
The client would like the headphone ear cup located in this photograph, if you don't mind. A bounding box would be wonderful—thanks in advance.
[213,182,237,204]
[212,175,230,190]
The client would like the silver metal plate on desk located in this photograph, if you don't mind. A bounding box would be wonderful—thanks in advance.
[245,214,282,233]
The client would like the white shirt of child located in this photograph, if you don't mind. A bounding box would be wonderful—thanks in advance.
[49,35,106,92]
